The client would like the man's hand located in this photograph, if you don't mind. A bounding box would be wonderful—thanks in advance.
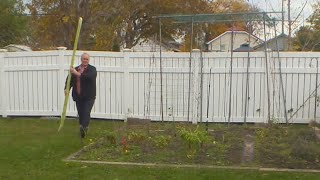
[64,89,68,96]
[70,67,81,76]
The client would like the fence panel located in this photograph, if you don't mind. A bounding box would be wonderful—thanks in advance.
[1,49,320,124]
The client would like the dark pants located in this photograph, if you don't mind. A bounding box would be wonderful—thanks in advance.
[75,99,95,128]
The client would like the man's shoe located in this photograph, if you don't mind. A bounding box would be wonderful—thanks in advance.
[80,126,86,138]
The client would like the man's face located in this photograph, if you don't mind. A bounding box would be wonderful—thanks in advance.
[81,54,90,66]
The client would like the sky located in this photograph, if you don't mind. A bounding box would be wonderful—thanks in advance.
[253,0,316,27]
[250,0,318,38]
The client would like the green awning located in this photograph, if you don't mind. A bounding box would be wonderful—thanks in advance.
[154,12,281,24]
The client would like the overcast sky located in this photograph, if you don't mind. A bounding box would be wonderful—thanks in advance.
[253,0,315,22]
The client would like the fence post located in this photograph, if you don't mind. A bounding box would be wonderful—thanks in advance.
[57,47,67,116]
[192,49,201,124]
[264,49,272,123]
[122,49,132,121]
[0,49,8,117]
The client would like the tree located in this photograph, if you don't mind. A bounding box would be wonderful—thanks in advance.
[94,0,211,49]
[27,0,211,50]
[207,0,257,39]
[27,0,256,51]
[180,0,256,51]
[293,2,320,51]
[27,0,94,50]
[293,26,320,51]
[0,0,27,47]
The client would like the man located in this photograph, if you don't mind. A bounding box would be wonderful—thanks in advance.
[65,53,97,138]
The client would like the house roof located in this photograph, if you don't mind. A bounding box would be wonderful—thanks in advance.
[234,43,254,52]
[253,33,288,49]
[4,44,32,51]
[206,31,263,45]
[161,40,180,52]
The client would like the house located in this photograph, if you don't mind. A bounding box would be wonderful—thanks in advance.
[254,33,289,51]
[3,44,32,52]
[206,31,263,52]
[129,38,180,52]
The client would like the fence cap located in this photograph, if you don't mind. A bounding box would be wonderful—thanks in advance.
[122,48,133,52]
[192,49,201,52]
[56,47,67,50]
[0,49,8,52]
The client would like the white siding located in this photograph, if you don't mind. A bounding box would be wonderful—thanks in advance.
[207,32,262,52]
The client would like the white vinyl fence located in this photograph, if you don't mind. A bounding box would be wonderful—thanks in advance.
[0,48,320,124]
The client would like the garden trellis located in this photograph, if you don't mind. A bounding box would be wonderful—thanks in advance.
[153,12,291,124]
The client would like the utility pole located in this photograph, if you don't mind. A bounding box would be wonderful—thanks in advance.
[288,0,292,50]
[282,0,285,35]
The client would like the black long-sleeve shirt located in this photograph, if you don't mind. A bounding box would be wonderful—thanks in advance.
[65,64,97,101]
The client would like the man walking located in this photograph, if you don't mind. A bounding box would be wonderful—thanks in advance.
[65,53,97,138]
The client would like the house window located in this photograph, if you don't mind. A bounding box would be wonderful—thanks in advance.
[220,44,226,51]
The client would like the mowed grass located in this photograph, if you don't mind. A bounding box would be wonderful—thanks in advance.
[0,118,319,180]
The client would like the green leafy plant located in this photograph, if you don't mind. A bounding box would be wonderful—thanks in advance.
[177,126,211,158]
[151,135,172,149]
[102,130,117,145]
[127,131,146,143]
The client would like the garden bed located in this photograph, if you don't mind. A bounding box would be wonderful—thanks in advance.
[72,122,320,170]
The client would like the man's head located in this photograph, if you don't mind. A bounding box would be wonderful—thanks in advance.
[81,53,90,66]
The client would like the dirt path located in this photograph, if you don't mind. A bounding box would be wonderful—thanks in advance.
[314,127,320,140]
[241,134,254,164]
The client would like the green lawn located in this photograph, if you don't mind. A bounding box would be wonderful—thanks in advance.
[0,118,319,179]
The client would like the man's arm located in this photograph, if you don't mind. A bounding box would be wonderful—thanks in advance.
[64,74,75,95]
